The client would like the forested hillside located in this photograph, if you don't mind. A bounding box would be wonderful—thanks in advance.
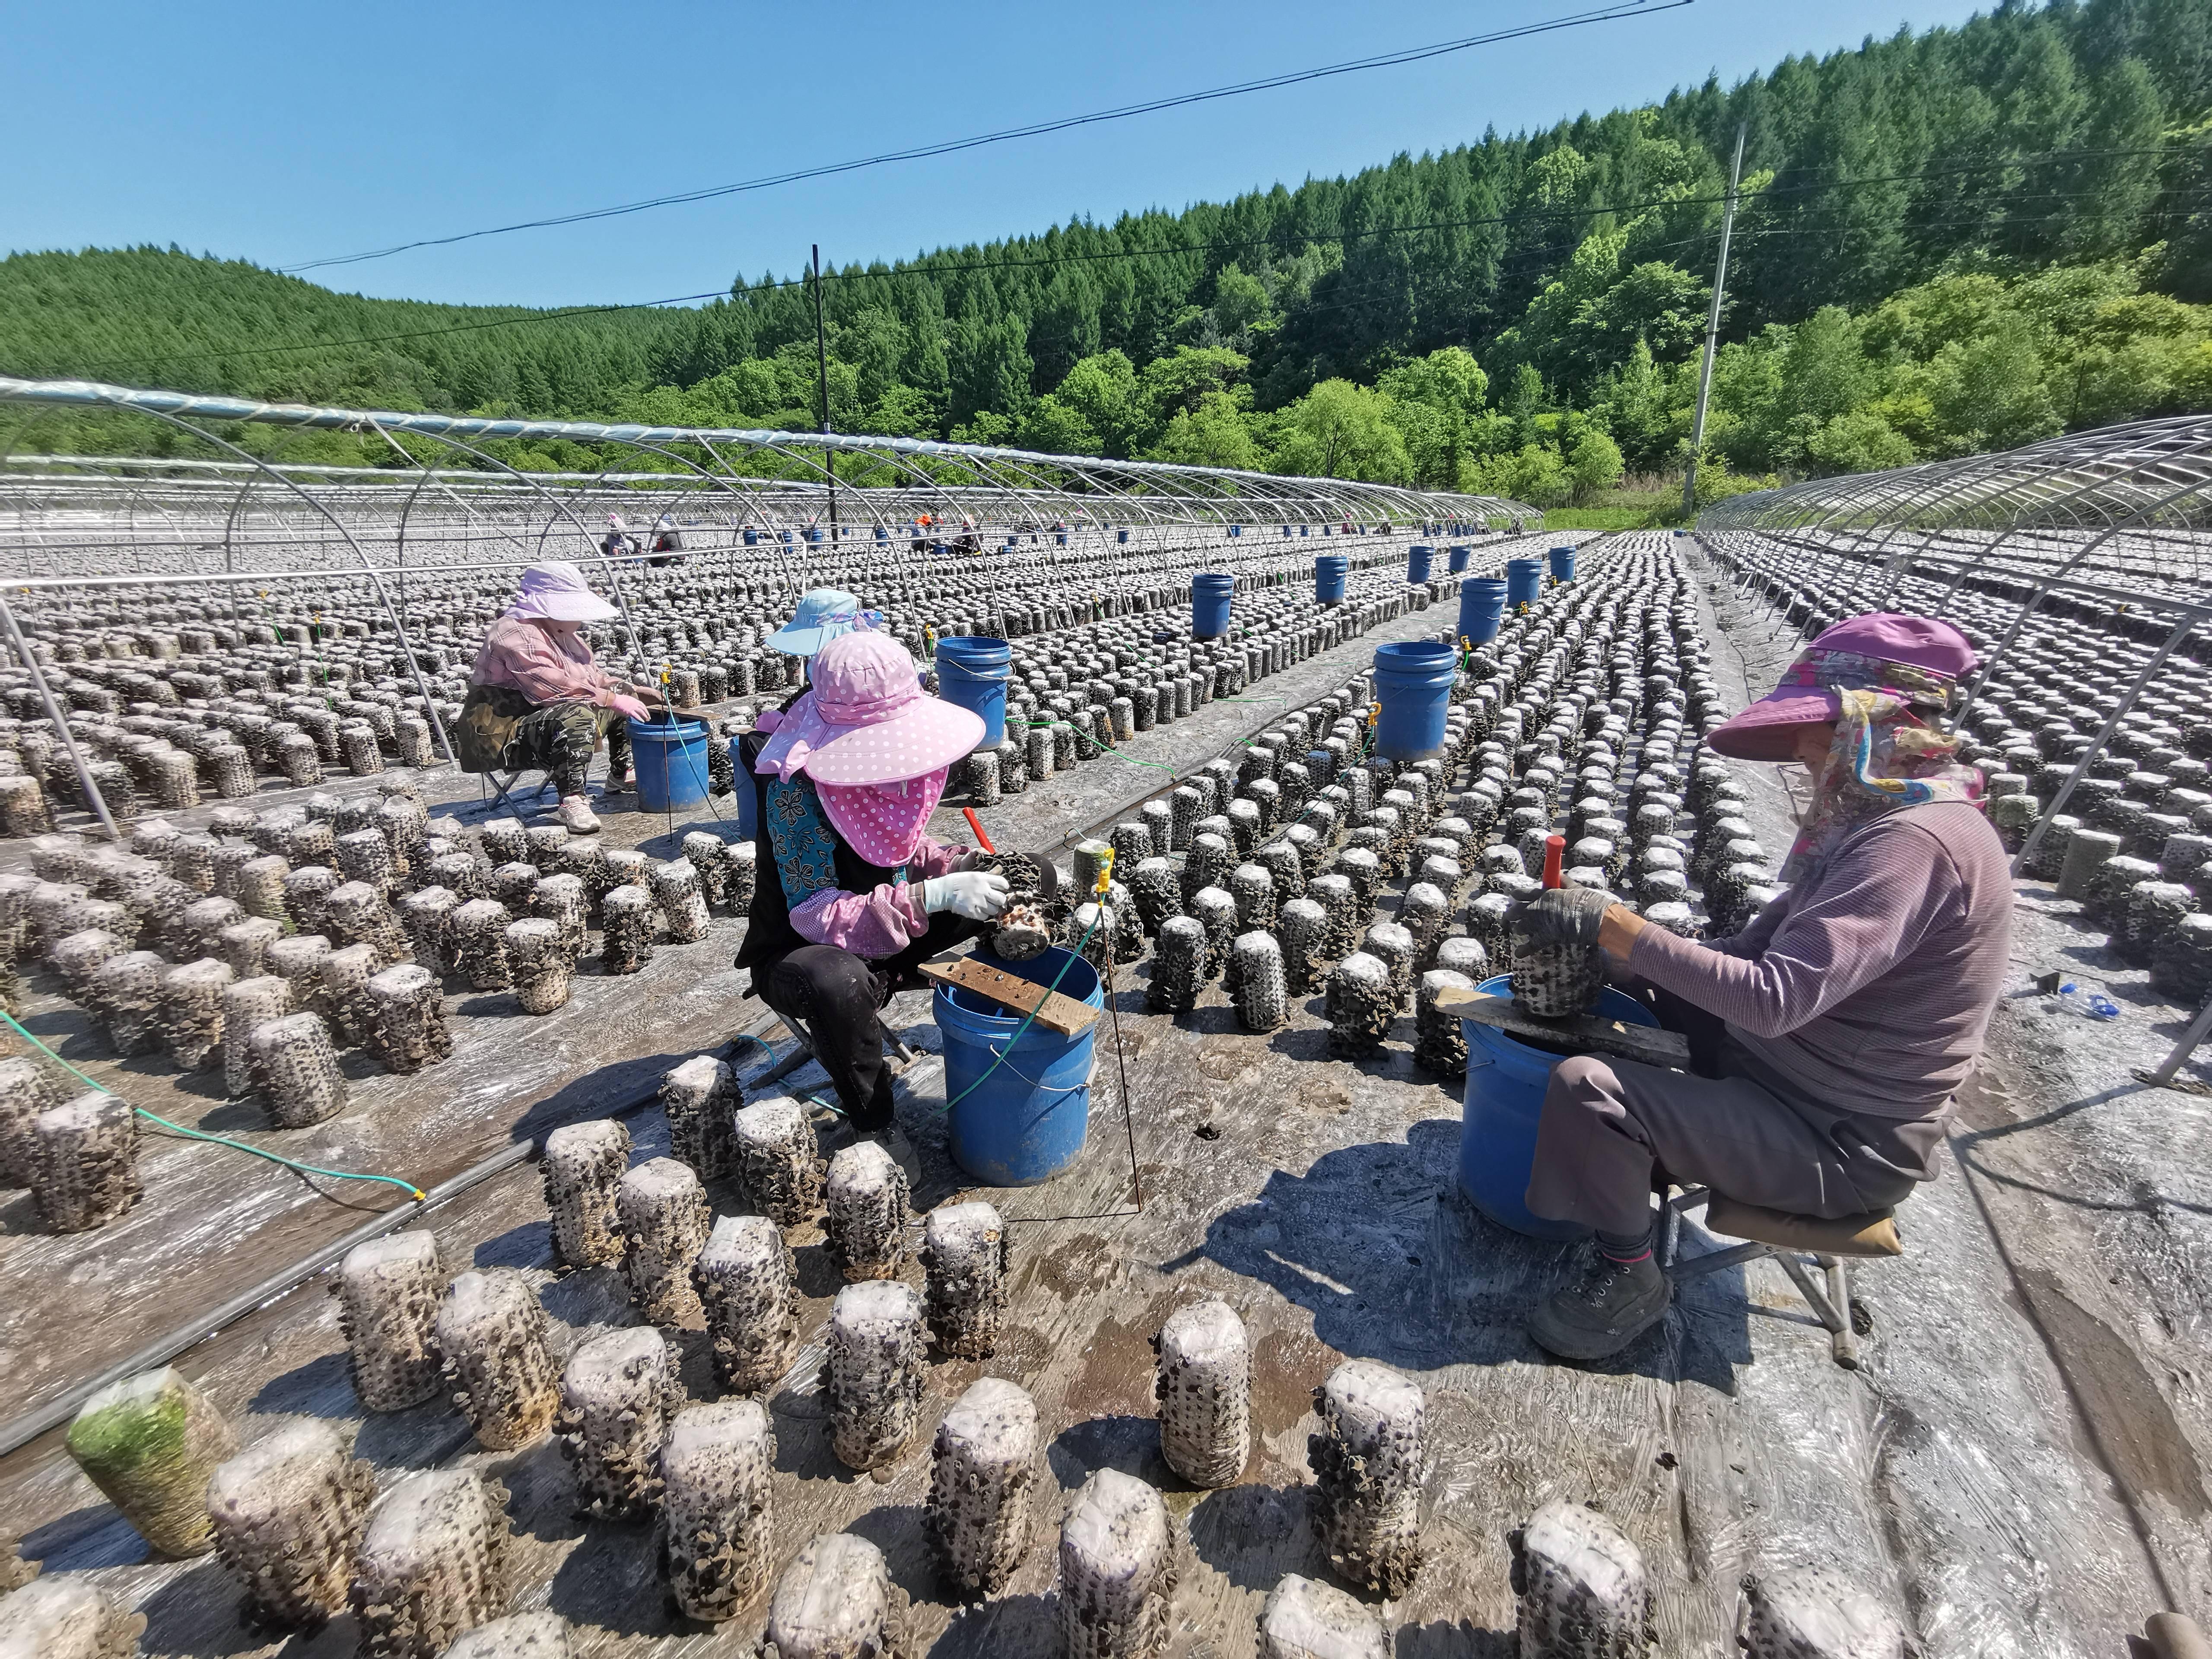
[8,0,2212,505]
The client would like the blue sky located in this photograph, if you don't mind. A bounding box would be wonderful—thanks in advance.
[9,0,1988,310]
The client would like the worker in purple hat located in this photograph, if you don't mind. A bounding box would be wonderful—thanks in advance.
[1512,613,2012,1361]
[458,562,661,835]
[734,629,1009,1132]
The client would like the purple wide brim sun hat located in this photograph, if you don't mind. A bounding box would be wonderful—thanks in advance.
[754,629,983,786]
[507,561,619,623]
[766,587,870,658]
[1707,611,1977,762]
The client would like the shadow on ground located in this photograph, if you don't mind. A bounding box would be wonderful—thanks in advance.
[1166,1117,1751,1387]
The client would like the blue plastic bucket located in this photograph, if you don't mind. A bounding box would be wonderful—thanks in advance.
[1447,544,1471,573]
[1506,557,1545,610]
[1548,544,1577,583]
[1229,524,1242,538]
[1371,640,1458,761]
[1117,529,1130,544]
[875,525,889,542]
[1314,554,1348,605]
[1192,572,1236,640]
[1460,974,1660,1239]
[742,528,758,546]
[938,945,1104,1185]
[627,714,713,813]
[1406,544,1434,584]
[1300,524,1309,537]
[1457,577,1508,645]
[934,636,1011,750]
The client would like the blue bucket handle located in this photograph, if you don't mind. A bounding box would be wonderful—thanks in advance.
[936,655,1009,683]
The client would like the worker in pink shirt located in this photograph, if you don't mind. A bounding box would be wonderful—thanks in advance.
[457,563,663,833]
[734,629,1008,1132]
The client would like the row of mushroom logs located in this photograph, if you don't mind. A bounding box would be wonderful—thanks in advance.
[937,557,1451,808]
[0,791,774,1239]
[0,528,1481,1233]
[26,1332,1904,1659]
[0,521,1486,839]
[985,538,1773,1068]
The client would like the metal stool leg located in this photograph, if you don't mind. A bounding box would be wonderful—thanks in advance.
[1822,1255,1858,1370]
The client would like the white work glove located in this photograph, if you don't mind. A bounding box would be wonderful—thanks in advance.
[924,870,1010,920]
[608,693,651,722]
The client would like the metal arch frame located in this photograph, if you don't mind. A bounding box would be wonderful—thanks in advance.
[1697,413,2212,1086]
[113,404,464,770]
[0,378,1535,542]
[337,422,655,680]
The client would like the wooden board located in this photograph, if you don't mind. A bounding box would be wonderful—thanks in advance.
[919,956,1100,1034]
[1433,986,1692,1069]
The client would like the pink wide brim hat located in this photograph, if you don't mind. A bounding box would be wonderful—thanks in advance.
[1707,611,1977,761]
[754,628,983,786]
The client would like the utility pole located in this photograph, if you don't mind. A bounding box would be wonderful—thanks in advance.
[1682,123,1747,520]
[812,243,839,540]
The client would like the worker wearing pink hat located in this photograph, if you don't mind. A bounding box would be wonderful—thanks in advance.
[734,629,1010,1133]
[1509,612,2012,1362]
[457,562,663,834]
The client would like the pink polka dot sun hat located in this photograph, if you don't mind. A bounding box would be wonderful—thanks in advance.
[752,629,983,786]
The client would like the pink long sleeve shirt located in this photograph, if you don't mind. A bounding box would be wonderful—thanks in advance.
[1625,801,2013,1119]
[470,617,620,707]
[788,837,965,956]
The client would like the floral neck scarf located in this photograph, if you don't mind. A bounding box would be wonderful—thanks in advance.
[1780,687,1985,885]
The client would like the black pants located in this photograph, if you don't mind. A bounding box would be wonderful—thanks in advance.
[753,913,983,1128]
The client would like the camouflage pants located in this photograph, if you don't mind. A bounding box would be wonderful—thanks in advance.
[458,684,629,796]
[516,701,630,796]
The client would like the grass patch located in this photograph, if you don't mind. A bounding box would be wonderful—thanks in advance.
[1539,480,1692,532]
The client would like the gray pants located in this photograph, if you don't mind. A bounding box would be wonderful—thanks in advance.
[1523,995,1946,1238]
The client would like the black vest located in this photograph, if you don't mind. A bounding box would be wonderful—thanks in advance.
[732,728,906,973]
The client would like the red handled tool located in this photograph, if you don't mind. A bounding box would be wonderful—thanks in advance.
[963,807,996,854]
[1542,833,1566,890]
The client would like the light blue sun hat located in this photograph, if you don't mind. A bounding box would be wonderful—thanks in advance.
[765,587,880,658]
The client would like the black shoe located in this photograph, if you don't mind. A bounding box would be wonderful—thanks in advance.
[1528,1251,1672,1360]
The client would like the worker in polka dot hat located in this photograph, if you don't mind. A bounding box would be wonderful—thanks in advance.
[733,628,1007,1132]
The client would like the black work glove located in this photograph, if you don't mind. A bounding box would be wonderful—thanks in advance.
[1511,886,1615,949]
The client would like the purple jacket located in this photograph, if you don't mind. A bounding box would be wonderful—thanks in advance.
[1627,801,2013,1119]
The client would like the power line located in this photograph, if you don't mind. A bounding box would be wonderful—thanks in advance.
[280,2,1691,275]
[48,145,2194,379]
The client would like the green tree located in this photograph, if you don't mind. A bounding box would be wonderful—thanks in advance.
[1268,380,1409,481]
[1148,391,1262,469]
[1926,312,2060,453]
[1052,351,1146,457]
[1565,429,1626,501]
[1378,346,1489,488]
[1208,263,1277,352]
[1013,393,1102,456]
[1138,346,1251,431]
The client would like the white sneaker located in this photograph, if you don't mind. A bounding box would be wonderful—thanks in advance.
[554,795,601,834]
